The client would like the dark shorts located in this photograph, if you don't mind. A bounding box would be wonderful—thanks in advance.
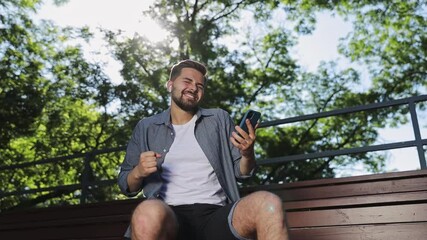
[171,203,240,240]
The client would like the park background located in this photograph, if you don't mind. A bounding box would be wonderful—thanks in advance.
[1,0,427,210]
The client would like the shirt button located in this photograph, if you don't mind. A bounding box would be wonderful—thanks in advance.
[170,132,173,135]
[163,149,167,153]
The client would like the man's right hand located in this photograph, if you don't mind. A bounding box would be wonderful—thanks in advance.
[127,151,161,193]
[135,151,162,178]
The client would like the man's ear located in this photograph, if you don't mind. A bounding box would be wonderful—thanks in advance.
[166,81,172,92]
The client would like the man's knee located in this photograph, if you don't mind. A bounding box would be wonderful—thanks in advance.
[235,191,284,222]
[247,190,283,212]
[131,200,177,239]
[131,199,173,226]
[232,191,284,238]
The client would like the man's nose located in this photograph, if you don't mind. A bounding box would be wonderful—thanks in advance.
[188,83,197,92]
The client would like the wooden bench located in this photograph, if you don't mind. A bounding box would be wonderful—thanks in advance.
[1,169,427,239]
[242,169,427,240]
[0,199,136,239]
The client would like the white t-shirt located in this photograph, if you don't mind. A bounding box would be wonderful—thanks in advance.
[159,115,227,206]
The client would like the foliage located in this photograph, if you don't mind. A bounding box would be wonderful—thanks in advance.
[337,0,427,100]
[0,0,45,148]
[0,0,125,211]
[2,0,426,210]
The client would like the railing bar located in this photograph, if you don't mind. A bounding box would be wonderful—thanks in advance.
[0,153,86,171]
[1,184,81,198]
[259,95,427,128]
[409,100,427,169]
[0,146,126,171]
[258,140,427,165]
[91,146,127,155]
[0,179,116,198]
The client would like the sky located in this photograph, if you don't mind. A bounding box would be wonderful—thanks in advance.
[35,0,425,176]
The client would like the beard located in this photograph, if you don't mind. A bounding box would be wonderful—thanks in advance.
[171,89,200,113]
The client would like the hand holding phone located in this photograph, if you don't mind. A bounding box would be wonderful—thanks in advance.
[239,110,261,134]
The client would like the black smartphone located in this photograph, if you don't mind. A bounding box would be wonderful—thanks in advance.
[239,110,261,134]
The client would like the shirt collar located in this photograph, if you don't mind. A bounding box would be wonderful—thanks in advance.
[154,107,214,125]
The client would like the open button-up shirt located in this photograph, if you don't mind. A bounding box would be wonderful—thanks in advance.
[118,107,255,203]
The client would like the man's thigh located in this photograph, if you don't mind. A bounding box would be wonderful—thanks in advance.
[171,203,238,240]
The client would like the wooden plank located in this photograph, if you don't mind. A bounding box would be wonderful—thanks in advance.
[287,203,427,228]
[247,177,427,201]
[284,191,427,210]
[289,222,427,240]
[286,169,427,187]
[0,199,139,224]
[0,214,131,231]
[0,221,129,239]
[242,169,427,193]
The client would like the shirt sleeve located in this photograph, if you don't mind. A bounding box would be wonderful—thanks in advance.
[118,122,144,197]
[223,110,257,179]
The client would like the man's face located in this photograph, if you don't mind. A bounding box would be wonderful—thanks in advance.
[170,67,205,113]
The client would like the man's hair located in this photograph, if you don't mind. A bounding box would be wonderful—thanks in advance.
[169,59,208,84]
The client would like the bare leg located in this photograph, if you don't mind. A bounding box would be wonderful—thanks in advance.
[232,191,289,240]
[131,199,177,240]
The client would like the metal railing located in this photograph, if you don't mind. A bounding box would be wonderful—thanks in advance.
[1,95,427,205]
[258,95,427,168]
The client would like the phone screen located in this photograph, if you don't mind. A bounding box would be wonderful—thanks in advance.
[239,110,261,134]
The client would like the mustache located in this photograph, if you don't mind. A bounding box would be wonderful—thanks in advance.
[182,90,198,99]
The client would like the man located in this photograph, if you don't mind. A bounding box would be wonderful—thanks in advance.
[118,59,288,240]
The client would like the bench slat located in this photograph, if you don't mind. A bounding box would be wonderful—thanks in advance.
[0,214,131,231]
[0,199,139,224]
[265,177,427,201]
[284,191,427,210]
[263,169,427,189]
[287,203,427,227]
[0,221,129,239]
[289,222,427,240]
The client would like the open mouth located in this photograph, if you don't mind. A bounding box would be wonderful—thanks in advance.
[183,91,198,101]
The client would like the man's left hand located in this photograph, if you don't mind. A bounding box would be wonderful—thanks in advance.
[230,119,258,157]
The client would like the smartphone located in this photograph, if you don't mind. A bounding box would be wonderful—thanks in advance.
[239,110,261,134]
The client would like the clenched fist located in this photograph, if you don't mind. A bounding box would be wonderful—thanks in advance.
[135,151,162,178]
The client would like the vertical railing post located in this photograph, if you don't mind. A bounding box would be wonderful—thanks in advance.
[409,100,427,169]
[80,152,93,204]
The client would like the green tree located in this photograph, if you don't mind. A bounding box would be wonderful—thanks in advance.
[0,0,125,211]
[105,0,274,126]
[107,0,392,186]
[0,0,46,148]
[338,0,427,99]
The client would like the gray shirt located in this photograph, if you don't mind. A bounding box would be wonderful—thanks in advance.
[117,107,255,203]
